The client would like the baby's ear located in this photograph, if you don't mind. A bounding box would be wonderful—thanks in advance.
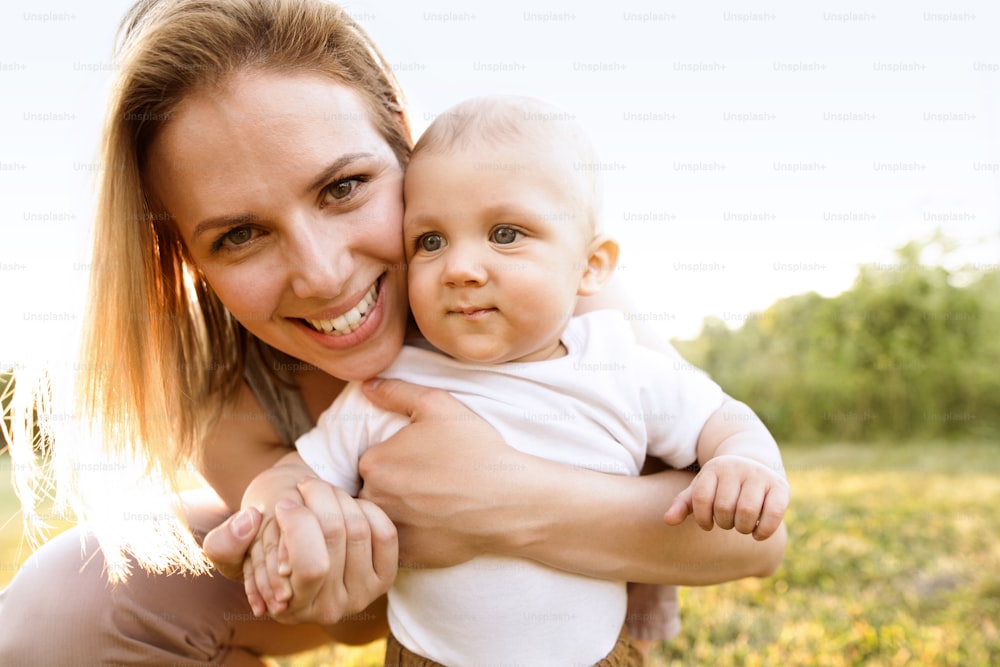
[577,234,620,296]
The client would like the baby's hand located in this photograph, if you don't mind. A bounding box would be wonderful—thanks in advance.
[243,498,297,617]
[663,454,789,540]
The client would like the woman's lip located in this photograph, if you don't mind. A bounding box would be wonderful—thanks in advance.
[300,277,381,321]
[294,277,386,349]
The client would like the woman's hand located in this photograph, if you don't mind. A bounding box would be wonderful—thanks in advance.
[266,478,398,625]
[358,378,530,569]
[203,506,262,581]
[203,477,398,626]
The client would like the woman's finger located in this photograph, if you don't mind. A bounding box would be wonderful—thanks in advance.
[293,479,349,584]
[203,507,261,581]
[274,497,333,579]
[361,377,423,417]
[324,491,375,605]
[358,499,398,586]
[362,378,458,420]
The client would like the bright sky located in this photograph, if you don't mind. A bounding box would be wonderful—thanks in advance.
[1,0,998,370]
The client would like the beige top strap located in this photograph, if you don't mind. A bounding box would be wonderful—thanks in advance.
[242,339,314,446]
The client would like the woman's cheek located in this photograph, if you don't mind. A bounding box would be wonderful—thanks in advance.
[207,264,279,324]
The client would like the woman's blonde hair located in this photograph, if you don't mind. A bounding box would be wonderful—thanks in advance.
[9,0,411,580]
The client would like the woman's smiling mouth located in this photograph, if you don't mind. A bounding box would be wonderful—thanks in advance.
[302,278,379,335]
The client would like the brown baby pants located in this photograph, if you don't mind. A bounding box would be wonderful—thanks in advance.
[383,624,644,666]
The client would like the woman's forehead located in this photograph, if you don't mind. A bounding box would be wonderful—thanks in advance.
[170,70,378,142]
[146,71,394,220]
[152,71,389,170]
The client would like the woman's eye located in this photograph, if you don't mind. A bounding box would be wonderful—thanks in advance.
[418,233,445,252]
[226,227,253,245]
[490,226,521,245]
[322,177,362,204]
[211,225,256,252]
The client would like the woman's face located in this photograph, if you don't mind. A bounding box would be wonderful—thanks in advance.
[147,70,409,380]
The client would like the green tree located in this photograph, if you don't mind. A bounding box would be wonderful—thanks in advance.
[676,238,999,442]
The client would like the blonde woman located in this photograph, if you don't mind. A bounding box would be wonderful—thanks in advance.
[0,0,786,664]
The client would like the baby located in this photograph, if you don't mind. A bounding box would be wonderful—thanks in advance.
[243,95,788,665]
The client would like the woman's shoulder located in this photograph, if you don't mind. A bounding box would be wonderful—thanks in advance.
[243,338,343,443]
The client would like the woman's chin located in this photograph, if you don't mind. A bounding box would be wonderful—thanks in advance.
[314,329,406,381]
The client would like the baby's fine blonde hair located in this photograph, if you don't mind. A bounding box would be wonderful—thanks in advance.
[413,95,603,234]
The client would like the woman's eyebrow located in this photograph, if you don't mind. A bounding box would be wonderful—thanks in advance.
[192,213,258,240]
[192,153,376,238]
[306,152,375,192]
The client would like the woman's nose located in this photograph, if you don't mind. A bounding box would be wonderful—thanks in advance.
[287,218,352,299]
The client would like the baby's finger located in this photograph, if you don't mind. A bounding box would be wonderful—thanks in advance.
[709,474,741,530]
[753,483,791,540]
[248,535,271,603]
[250,523,287,615]
[243,553,266,618]
[663,486,694,526]
[733,478,767,534]
[262,518,292,604]
[277,531,291,577]
[689,471,719,531]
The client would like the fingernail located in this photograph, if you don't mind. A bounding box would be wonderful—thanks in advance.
[276,498,300,511]
[363,377,382,391]
[277,581,292,601]
[231,510,254,539]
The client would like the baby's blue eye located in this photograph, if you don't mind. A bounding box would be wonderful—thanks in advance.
[419,232,445,252]
[490,226,520,245]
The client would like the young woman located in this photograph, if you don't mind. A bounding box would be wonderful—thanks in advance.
[0,1,785,664]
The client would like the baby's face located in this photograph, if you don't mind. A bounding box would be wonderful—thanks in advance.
[402,142,594,364]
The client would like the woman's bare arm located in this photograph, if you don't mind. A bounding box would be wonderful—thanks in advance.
[200,367,345,510]
[358,380,786,585]
[484,454,786,584]
[199,382,394,641]
[199,382,292,512]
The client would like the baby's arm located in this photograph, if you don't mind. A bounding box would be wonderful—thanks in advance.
[663,400,789,540]
[240,450,317,616]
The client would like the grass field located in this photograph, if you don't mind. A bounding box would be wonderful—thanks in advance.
[2,440,998,666]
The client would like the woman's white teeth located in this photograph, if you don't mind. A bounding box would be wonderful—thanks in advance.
[306,282,378,335]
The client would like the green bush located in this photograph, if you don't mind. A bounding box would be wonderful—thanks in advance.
[675,239,1000,443]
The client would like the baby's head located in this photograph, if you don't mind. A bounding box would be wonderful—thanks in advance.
[410,95,602,236]
[403,95,619,364]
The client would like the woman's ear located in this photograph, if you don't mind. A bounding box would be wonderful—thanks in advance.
[577,234,620,297]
